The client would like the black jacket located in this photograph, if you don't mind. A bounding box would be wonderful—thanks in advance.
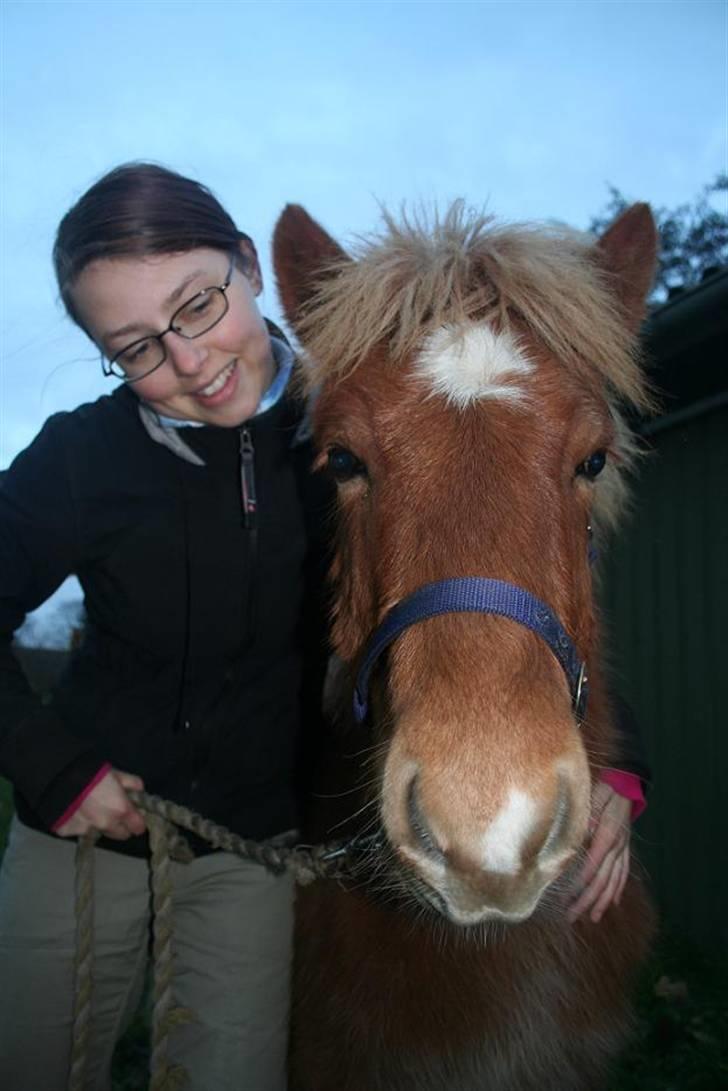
[0,381,331,855]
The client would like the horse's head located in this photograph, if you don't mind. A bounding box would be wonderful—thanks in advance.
[274,202,656,925]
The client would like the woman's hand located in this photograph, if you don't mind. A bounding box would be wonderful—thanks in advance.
[55,768,146,840]
[567,781,631,924]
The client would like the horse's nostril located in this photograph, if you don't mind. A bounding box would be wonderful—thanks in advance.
[406,775,445,861]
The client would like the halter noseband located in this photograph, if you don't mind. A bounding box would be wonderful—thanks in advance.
[353,577,588,724]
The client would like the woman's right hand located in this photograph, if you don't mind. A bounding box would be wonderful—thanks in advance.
[55,768,146,840]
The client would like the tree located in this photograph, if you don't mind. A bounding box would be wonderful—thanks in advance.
[589,174,728,303]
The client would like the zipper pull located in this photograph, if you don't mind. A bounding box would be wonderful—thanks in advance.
[239,427,257,529]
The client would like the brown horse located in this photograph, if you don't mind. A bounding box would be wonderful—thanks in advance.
[273,201,657,1090]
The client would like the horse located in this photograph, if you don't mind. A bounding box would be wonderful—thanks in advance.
[272,200,658,1091]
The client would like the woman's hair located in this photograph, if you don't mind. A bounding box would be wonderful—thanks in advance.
[54,162,255,326]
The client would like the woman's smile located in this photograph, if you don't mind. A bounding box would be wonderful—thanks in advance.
[192,359,239,403]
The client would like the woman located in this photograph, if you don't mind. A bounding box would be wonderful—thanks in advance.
[0,162,332,1091]
[0,163,645,1090]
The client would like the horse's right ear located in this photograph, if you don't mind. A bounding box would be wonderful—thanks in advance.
[595,203,658,333]
[272,205,349,336]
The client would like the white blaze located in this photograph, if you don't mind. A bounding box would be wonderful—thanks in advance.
[415,322,534,408]
[480,788,538,874]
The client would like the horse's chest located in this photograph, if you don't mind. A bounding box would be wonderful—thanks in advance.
[291,886,617,1091]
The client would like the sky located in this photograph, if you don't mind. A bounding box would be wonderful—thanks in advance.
[1,0,726,637]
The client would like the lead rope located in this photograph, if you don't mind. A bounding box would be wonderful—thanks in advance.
[69,791,378,1091]
[69,830,97,1091]
[147,813,192,1091]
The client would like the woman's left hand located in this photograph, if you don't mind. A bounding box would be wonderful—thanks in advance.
[567,782,631,924]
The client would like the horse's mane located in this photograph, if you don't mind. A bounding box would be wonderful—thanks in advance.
[297,201,651,415]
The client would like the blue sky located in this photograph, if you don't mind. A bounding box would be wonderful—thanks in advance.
[0,0,726,634]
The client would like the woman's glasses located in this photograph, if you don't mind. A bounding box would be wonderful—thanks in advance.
[102,254,235,382]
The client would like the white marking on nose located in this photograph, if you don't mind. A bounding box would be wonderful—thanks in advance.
[480,788,538,874]
[415,322,534,408]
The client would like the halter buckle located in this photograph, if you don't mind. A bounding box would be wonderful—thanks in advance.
[573,662,589,721]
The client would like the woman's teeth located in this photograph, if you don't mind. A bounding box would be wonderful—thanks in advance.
[198,362,235,397]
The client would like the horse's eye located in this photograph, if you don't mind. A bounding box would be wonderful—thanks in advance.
[326,446,367,483]
[576,449,607,480]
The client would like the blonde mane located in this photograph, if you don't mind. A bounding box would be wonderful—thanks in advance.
[297,201,651,412]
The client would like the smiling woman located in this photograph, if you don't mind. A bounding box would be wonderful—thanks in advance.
[71,246,275,426]
[0,163,330,1091]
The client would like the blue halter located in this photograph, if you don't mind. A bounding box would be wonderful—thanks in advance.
[352,577,588,724]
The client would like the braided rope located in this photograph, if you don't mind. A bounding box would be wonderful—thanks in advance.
[68,830,98,1091]
[125,789,375,885]
[69,792,380,1091]
[148,815,194,1091]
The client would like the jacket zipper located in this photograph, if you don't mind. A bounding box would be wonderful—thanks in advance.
[239,427,258,529]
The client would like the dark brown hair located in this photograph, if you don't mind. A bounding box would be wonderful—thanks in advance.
[54,162,255,327]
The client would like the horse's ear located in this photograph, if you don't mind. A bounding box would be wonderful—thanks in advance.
[595,203,658,332]
[272,204,349,335]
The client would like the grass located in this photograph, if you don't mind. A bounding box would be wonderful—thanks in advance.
[2,777,726,1089]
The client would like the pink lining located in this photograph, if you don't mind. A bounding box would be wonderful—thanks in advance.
[598,768,647,820]
[51,762,113,832]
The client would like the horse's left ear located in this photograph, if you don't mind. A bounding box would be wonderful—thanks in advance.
[272,204,350,337]
[595,203,658,332]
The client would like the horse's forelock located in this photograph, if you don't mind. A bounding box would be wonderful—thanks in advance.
[296,201,652,417]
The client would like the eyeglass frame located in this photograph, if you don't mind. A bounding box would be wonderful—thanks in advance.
[101,252,236,383]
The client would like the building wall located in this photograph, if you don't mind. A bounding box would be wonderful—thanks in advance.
[602,405,728,949]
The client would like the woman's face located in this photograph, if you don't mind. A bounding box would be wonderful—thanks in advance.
[71,246,276,427]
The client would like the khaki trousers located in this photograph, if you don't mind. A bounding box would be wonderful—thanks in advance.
[0,817,293,1091]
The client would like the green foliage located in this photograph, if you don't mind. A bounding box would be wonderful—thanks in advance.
[589,174,728,303]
